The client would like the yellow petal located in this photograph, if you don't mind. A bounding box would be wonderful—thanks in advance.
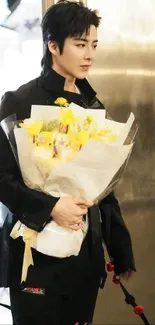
[78,130,90,145]
[60,109,77,126]
[39,131,53,142]
[89,126,97,138]
[20,121,43,136]
[54,97,69,107]
[91,134,103,141]
[98,128,112,136]
[68,129,89,146]
[84,115,95,124]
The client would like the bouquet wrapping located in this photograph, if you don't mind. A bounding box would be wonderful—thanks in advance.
[1,98,137,282]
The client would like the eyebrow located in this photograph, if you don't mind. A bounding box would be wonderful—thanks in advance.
[73,38,98,43]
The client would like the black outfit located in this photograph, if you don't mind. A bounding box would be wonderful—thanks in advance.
[0,69,135,325]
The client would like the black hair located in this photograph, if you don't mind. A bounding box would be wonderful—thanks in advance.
[41,0,101,75]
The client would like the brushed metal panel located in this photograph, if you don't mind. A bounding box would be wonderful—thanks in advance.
[88,1,155,204]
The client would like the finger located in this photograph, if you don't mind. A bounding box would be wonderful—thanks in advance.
[78,204,89,209]
[74,217,83,223]
[70,220,83,227]
[70,218,83,225]
[120,274,126,281]
[127,270,134,280]
[69,224,82,231]
[120,272,128,280]
[125,273,130,281]
[76,207,88,216]
[61,222,80,230]
[120,271,133,281]
[74,198,93,207]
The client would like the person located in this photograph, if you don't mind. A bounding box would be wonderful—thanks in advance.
[0,1,136,324]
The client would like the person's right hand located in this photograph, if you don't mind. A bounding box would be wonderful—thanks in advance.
[51,197,93,230]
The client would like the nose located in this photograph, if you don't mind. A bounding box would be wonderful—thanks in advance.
[84,45,96,61]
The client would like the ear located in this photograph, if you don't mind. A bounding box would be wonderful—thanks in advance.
[48,41,59,56]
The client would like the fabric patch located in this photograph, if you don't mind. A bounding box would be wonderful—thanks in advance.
[22,287,45,295]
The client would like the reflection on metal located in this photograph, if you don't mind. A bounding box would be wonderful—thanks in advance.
[42,0,54,15]
[88,2,155,322]
[90,68,155,77]
[88,0,155,41]
[80,0,87,5]
[42,0,88,15]
[87,0,155,204]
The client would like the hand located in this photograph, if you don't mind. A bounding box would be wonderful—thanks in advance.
[51,197,93,230]
[119,270,135,281]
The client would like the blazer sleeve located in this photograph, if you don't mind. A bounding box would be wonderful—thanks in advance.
[0,92,59,232]
[99,192,136,275]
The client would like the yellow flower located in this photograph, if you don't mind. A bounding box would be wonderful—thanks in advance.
[20,121,43,136]
[105,134,118,142]
[89,126,97,138]
[39,131,53,143]
[98,128,112,136]
[60,109,77,126]
[92,128,118,142]
[68,129,89,146]
[91,134,103,141]
[77,130,89,145]
[54,97,69,107]
[84,115,95,124]
[83,115,97,137]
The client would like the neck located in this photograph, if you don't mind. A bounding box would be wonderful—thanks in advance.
[64,78,76,92]
[52,64,76,92]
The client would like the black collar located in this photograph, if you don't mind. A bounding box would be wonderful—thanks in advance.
[41,68,96,104]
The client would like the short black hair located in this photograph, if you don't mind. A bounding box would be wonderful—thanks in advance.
[41,0,101,74]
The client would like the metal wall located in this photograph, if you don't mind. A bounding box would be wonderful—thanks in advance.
[42,0,87,15]
[88,1,155,207]
[87,1,155,324]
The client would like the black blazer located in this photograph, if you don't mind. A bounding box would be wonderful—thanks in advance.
[0,69,135,286]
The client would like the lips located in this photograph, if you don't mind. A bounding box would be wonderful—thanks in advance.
[80,65,91,70]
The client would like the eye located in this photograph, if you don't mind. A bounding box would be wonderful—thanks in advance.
[76,44,85,48]
[93,44,98,49]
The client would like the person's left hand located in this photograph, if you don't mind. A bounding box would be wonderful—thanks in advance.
[119,270,135,281]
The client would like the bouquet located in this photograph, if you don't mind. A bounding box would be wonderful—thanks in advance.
[1,97,137,282]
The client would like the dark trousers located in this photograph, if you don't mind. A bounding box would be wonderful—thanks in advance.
[9,232,104,325]
[10,276,98,325]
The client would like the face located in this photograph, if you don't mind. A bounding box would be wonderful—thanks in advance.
[48,25,98,80]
